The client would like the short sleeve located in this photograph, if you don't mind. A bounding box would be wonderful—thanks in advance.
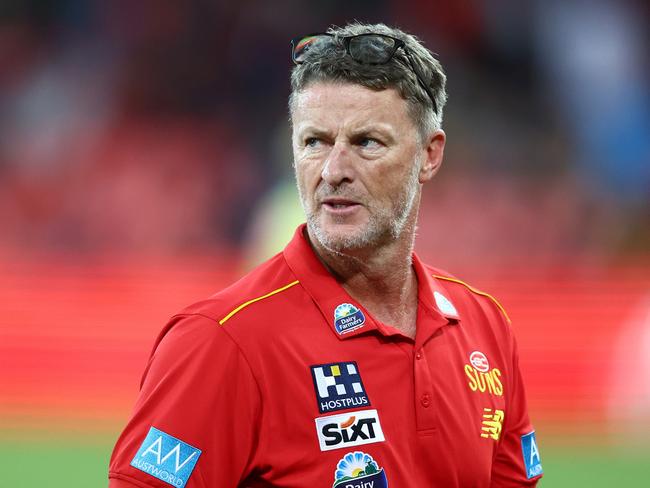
[109,314,262,488]
[490,331,543,487]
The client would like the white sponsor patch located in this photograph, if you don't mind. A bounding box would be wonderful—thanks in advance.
[434,291,459,317]
[315,409,385,452]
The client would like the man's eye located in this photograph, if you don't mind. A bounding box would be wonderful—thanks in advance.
[305,137,320,147]
[358,137,381,148]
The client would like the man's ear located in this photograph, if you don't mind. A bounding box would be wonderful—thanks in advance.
[419,129,446,183]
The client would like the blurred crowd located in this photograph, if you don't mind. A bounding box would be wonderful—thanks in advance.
[0,0,648,263]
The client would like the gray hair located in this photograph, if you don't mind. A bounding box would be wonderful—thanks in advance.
[289,22,448,142]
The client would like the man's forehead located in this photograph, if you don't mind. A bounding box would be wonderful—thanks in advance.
[291,81,412,130]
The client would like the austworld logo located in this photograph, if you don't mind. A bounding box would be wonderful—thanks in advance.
[334,303,366,335]
[130,427,201,488]
[521,431,543,479]
[333,451,388,488]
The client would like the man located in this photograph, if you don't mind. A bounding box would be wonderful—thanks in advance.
[109,22,543,487]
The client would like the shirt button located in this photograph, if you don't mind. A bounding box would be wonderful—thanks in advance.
[415,351,423,360]
[420,394,431,407]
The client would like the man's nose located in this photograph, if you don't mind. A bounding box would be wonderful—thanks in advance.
[321,143,354,186]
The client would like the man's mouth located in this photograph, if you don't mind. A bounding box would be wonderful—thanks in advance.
[322,198,360,210]
[321,197,361,217]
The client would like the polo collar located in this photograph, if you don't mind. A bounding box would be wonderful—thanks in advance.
[283,224,459,341]
[411,252,461,322]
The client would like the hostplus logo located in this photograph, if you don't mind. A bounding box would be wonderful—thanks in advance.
[311,361,370,413]
[130,427,201,488]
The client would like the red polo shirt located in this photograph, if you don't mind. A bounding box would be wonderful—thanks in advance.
[109,225,542,487]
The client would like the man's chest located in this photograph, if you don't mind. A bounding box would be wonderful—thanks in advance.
[243,323,510,487]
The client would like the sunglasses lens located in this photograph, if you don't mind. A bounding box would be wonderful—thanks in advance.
[292,35,331,64]
[348,35,397,64]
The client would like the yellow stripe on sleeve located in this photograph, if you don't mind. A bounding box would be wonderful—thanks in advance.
[432,275,512,324]
[219,280,300,325]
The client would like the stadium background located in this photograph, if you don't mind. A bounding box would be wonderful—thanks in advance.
[1,1,648,486]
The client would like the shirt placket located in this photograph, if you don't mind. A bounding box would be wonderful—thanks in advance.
[413,302,451,433]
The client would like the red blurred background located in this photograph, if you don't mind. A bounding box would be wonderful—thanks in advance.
[0,1,648,485]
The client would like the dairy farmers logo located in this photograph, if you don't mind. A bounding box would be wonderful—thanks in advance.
[130,427,201,488]
[464,350,503,396]
[333,451,388,488]
[334,303,366,335]
[315,409,385,451]
[311,361,371,413]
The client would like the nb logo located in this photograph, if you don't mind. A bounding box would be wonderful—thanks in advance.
[480,408,504,441]
[131,427,201,488]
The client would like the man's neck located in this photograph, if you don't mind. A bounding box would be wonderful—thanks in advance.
[307,227,419,339]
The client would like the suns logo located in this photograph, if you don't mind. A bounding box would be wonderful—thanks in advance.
[464,351,503,396]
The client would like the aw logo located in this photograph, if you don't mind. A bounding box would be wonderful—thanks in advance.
[333,451,388,488]
[131,427,202,488]
[521,431,543,479]
[311,361,370,413]
[315,409,385,451]
[334,303,366,335]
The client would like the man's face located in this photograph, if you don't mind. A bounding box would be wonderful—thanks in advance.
[291,82,433,253]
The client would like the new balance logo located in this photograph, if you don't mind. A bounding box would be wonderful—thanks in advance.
[480,408,504,440]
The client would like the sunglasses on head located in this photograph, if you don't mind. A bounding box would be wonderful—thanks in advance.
[290,33,438,114]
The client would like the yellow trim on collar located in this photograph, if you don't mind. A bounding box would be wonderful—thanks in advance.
[219,280,300,325]
[432,275,511,324]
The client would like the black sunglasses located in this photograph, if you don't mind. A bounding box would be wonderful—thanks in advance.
[290,33,438,114]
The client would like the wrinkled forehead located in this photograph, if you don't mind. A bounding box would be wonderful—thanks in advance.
[291,81,414,133]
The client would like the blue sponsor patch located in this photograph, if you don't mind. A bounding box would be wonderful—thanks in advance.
[131,427,201,488]
[311,361,370,413]
[334,303,366,335]
[333,451,388,488]
[521,431,543,479]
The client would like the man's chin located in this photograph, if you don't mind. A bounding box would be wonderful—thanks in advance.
[308,220,376,252]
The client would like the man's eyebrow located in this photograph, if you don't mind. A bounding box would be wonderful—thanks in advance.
[296,126,332,139]
[350,125,397,142]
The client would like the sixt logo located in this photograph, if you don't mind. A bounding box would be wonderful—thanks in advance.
[311,361,370,413]
[464,351,503,396]
[315,409,385,451]
[130,427,201,488]
[334,303,366,335]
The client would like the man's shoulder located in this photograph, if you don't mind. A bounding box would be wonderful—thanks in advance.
[173,251,302,329]
[422,263,512,327]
